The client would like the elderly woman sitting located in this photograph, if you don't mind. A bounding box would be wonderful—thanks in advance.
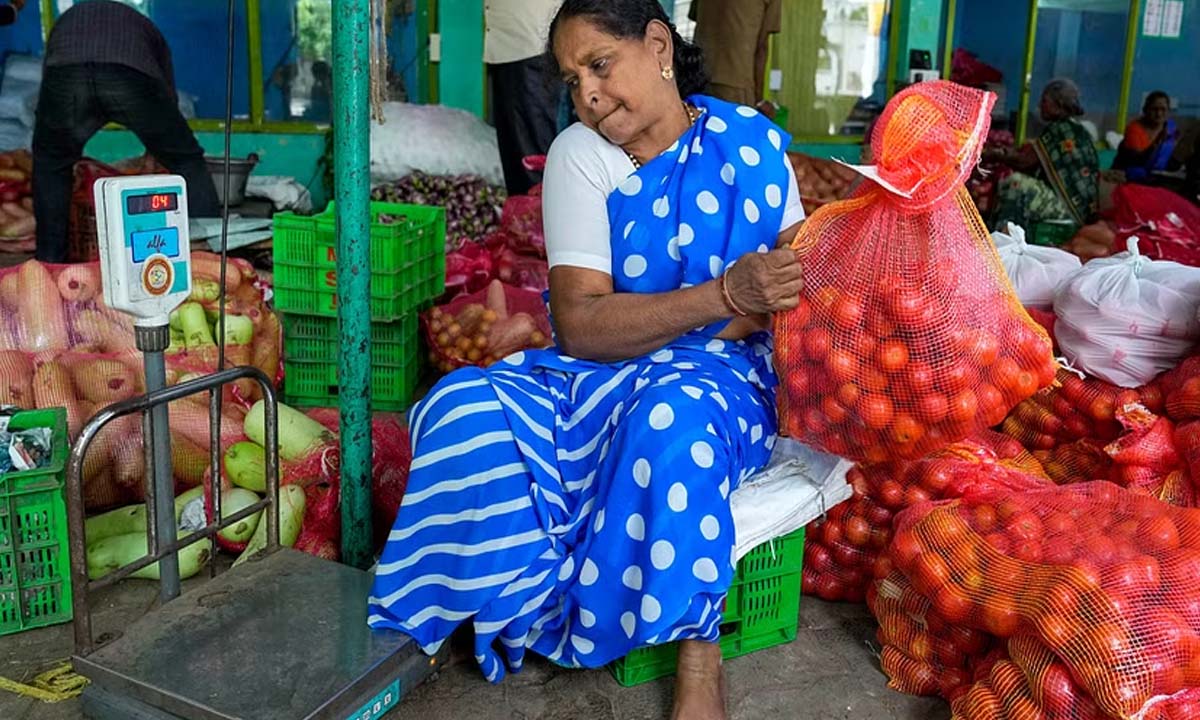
[988,78,1100,232]
[368,0,805,717]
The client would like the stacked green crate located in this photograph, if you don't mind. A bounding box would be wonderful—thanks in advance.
[608,527,806,687]
[0,408,73,636]
[273,202,445,411]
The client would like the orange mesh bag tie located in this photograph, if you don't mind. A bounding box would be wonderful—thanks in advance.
[776,81,1057,463]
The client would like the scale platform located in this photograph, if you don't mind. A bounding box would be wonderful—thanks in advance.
[75,549,445,720]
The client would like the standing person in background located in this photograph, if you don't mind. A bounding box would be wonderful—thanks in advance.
[485,0,563,196]
[690,0,781,110]
[32,0,220,263]
[0,0,24,26]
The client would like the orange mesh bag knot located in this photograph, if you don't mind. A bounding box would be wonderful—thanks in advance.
[776,81,1056,463]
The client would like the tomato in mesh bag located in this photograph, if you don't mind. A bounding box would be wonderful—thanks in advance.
[777,81,1056,463]
[1160,356,1200,423]
[804,431,1049,603]
[890,482,1200,719]
[1106,404,1193,507]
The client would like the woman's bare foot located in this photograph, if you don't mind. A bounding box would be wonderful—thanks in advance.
[670,640,726,720]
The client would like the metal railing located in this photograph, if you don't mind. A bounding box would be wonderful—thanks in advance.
[65,366,281,657]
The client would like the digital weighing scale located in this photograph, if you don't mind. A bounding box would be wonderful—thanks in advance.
[66,177,445,720]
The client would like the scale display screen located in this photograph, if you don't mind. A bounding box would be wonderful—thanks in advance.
[126,192,179,215]
[130,227,181,263]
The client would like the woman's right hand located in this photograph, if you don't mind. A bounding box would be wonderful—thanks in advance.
[723,249,804,315]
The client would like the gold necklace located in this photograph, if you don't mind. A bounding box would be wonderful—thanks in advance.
[626,103,698,169]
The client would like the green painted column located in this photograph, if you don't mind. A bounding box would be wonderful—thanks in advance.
[437,0,485,117]
[333,0,373,569]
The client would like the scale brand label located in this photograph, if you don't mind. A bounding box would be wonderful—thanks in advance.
[345,679,400,720]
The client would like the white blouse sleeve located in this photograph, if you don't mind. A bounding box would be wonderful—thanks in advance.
[779,157,806,231]
[541,125,622,275]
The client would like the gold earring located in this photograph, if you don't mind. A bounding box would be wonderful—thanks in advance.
[661,66,674,80]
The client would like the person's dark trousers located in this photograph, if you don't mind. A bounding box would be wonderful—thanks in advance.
[32,63,220,262]
[488,56,558,196]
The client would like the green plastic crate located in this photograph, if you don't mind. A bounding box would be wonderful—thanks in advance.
[281,313,418,367]
[283,357,420,412]
[609,527,805,687]
[272,255,441,301]
[273,284,429,322]
[0,408,72,637]
[271,202,446,316]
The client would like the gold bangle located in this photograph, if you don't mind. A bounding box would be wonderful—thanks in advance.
[719,274,748,317]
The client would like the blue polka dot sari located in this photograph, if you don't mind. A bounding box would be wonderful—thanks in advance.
[368,96,793,681]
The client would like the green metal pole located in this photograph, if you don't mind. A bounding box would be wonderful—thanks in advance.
[247,0,266,127]
[1016,0,1039,146]
[1116,0,1142,137]
[333,0,373,569]
[942,0,957,80]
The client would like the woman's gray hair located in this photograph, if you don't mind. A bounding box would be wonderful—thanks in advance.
[1042,78,1085,118]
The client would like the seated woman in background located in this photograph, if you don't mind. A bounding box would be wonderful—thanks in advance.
[368,0,806,717]
[988,78,1099,231]
[1114,91,1182,183]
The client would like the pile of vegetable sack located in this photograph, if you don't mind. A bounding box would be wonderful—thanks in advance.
[786,152,859,215]
[0,150,35,251]
[371,170,506,253]
[444,156,549,297]
[0,255,281,510]
[85,400,412,578]
[423,279,552,373]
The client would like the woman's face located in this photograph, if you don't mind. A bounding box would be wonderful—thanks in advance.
[1145,98,1170,125]
[1039,94,1062,122]
[553,17,678,146]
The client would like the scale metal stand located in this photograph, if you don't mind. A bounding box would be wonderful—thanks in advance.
[65,176,443,720]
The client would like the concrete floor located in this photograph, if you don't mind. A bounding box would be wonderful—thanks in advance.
[0,572,949,720]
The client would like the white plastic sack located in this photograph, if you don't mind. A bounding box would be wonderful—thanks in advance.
[369,102,503,187]
[729,438,852,561]
[992,222,1082,309]
[1053,237,1200,387]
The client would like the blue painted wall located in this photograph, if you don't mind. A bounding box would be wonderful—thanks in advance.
[0,0,44,61]
[1129,0,1199,123]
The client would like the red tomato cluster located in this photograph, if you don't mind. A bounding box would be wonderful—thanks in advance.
[1001,368,1164,456]
[802,466,891,603]
[885,482,1200,720]
[1106,404,1194,507]
[954,638,1110,720]
[870,566,994,704]
[803,432,1050,604]
[777,285,1056,463]
[1160,356,1200,422]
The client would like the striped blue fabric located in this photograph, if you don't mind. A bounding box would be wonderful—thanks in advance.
[369,96,793,681]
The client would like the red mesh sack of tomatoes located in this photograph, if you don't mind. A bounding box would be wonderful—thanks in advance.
[1106,404,1194,507]
[803,431,1049,603]
[890,482,1200,720]
[869,564,996,703]
[1160,356,1200,423]
[999,368,1163,454]
[1033,439,1113,486]
[776,81,1056,463]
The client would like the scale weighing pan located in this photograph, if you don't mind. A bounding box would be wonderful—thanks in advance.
[76,549,446,720]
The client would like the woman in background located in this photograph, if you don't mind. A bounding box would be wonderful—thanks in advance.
[1114,91,1182,183]
[988,78,1099,231]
